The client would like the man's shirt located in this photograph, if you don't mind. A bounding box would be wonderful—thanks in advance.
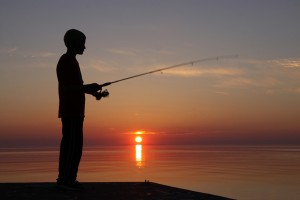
[57,53,85,118]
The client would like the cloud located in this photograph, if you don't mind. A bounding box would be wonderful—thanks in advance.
[210,57,300,91]
[295,88,300,93]
[107,48,136,56]
[121,130,158,135]
[156,49,175,56]
[120,130,197,135]
[287,88,300,94]
[142,55,242,78]
[161,67,242,77]
[30,52,56,58]
[90,59,117,72]
[216,77,280,88]
[88,56,300,94]
[0,47,18,55]
[215,91,230,96]
[271,58,300,68]
[0,47,56,58]
[7,47,18,53]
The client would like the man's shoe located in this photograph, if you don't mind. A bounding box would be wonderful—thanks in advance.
[57,179,83,191]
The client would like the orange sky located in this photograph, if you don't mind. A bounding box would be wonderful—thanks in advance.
[1,1,300,147]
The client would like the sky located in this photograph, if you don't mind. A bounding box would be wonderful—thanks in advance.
[0,0,300,147]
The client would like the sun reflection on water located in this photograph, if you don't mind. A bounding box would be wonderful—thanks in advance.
[135,144,144,167]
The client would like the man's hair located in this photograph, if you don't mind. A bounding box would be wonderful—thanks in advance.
[64,29,86,48]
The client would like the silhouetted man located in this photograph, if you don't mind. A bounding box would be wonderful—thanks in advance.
[56,29,103,189]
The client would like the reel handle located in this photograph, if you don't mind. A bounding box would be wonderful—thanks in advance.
[95,89,109,100]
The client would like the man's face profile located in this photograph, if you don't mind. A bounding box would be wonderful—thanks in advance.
[74,39,86,55]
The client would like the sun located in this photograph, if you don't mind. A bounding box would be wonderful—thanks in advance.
[135,136,142,143]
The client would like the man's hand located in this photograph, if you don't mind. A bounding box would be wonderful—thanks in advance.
[83,83,109,100]
[83,83,102,94]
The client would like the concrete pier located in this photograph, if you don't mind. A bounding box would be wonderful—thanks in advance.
[0,182,233,200]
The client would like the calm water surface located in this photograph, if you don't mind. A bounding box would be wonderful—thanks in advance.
[0,145,299,200]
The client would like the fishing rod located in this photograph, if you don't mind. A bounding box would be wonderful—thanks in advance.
[95,54,238,100]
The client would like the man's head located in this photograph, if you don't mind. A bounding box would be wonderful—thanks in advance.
[64,29,86,55]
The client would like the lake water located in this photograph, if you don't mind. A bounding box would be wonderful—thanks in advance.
[0,145,299,199]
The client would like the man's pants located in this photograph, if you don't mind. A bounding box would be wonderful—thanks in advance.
[58,117,84,182]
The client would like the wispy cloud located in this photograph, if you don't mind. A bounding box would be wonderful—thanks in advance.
[0,47,56,58]
[215,91,230,96]
[7,47,18,53]
[216,77,280,88]
[287,88,300,94]
[161,67,242,77]
[120,130,196,135]
[211,57,300,91]
[156,49,175,56]
[107,48,136,56]
[271,58,300,68]
[0,47,18,54]
[121,130,158,135]
[30,52,56,58]
[108,46,177,56]
[88,56,300,95]
[89,59,117,72]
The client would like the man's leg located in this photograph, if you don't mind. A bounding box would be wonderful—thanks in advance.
[58,118,83,183]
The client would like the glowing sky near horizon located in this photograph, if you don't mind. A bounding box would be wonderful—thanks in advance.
[0,0,300,147]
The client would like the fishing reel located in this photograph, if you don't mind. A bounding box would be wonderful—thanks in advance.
[95,89,109,100]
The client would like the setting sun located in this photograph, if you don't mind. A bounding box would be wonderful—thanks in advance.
[135,136,142,143]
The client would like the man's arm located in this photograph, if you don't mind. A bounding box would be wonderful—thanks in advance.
[61,83,101,94]
[83,83,102,94]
